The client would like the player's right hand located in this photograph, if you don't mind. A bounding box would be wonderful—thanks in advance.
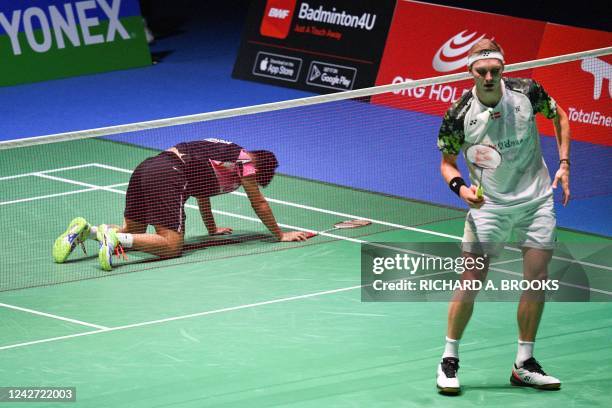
[280,231,310,242]
[460,185,485,209]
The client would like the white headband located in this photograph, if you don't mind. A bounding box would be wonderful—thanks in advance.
[467,51,505,68]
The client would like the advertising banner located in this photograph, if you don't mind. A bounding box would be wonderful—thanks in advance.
[373,0,546,116]
[533,24,612,145]
[232,0,396,93]
[0,0,151,86]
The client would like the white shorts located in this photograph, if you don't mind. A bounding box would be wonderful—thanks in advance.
[462,196,556,256]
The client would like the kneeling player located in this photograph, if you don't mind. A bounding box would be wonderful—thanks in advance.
[53,138,309,270]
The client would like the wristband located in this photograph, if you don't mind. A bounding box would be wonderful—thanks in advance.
[449,177,466,196]
[559,159,570,166]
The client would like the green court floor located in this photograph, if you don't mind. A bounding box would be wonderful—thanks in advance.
[0,139,610,407]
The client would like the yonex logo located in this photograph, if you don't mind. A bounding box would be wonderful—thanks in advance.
[432,30,487,73]
[0,0,129,56]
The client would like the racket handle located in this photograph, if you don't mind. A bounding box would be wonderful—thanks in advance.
[476,185,484,199]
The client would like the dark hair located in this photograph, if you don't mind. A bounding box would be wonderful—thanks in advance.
[251,150,278,187]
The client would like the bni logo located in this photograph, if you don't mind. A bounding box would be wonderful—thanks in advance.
[260,0,296,39]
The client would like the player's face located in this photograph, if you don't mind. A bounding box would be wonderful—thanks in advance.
[470,59,504,93]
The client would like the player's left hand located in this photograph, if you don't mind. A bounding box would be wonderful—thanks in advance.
[552,164,570,206]
[280,231,309,242]
[210,227,233,235]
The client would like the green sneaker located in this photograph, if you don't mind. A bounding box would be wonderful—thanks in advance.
[97,224,124,271]
[53,217,91,263]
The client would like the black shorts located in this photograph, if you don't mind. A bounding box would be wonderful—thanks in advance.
[124,151,188,232]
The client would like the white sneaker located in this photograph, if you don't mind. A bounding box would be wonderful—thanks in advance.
[437,357,461,394]
[510,357,561,390]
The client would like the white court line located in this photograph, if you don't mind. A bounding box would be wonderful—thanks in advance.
[1,187,99,206]
[35,173,126,191]
[0,284,361,351]
[93,163,132,174]
[0,183,129,206]
[0,163,96,181]
[0,269,457,352]
[0,303,108,330]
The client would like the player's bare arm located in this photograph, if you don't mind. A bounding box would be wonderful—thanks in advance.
[196,195,232,235]
[241,174,308,242]
[552,105,571,206]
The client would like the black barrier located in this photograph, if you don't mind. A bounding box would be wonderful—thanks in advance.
[361,242,612,302]
[232,0,396,93]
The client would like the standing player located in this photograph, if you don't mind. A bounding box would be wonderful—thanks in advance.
[435,39,571,393]
[53,138,309,270]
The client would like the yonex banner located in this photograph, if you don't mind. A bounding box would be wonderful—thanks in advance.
[0,0,151,86]
[232,0,396,93]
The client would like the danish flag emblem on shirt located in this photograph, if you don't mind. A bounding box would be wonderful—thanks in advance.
[491,111,501,119]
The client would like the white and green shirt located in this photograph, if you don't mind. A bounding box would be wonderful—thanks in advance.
[438,78,558,208]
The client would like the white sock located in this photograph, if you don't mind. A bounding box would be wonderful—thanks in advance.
[88,226,98,240]
[443,337,460,359]
[515,340,534,368]
[116,233,134,248]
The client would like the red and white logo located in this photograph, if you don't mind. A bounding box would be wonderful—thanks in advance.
[260,0,297,39]
[432,30,488,72]
[532,23,611,145]
[581,57,611,100]
[374,1,545,117]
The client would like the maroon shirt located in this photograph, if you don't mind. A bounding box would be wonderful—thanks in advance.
[174,138,255,198]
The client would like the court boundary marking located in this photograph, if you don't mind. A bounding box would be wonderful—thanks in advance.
[0,303,108,330]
